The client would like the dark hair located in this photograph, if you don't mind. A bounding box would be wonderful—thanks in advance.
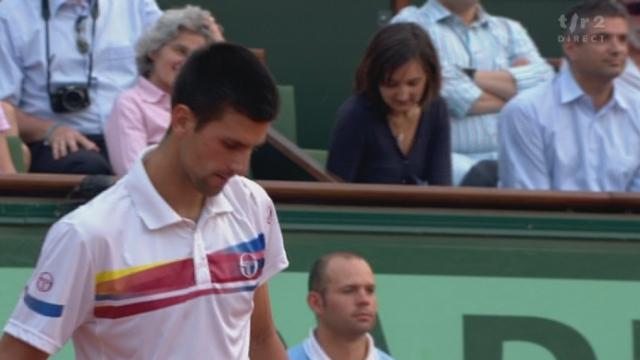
[308,251,369,294]
[172,42,279,128]
[355,22,441,113]
[562,0,629,38]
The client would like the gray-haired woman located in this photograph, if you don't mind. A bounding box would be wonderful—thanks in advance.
[105,6,223,176]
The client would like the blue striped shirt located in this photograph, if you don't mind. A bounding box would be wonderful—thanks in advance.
[392,0,553,154]
[0,0,162,135]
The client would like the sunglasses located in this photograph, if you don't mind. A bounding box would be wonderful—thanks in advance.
[75,15,90,54]
[625,2,640,15]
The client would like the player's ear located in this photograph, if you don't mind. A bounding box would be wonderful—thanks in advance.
[170,104,196,137]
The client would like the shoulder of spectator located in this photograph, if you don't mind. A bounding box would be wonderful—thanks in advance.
[335,94,379,128]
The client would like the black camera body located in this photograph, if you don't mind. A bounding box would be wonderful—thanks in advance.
[49,83,91,113]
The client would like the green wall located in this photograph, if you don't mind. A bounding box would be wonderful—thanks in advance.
[3,199,640,358]
[155,1,578,150]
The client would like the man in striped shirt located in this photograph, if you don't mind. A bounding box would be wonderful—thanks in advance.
[392,0,554,185]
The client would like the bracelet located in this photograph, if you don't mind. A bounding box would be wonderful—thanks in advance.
[44,123,63,145]
[462,68,477,80]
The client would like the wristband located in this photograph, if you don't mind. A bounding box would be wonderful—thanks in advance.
[462,68,476,80]
[44,123,63,145]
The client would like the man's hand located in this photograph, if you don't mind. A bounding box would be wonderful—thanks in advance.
[47,125,99,160]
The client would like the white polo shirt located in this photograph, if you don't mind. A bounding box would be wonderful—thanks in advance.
[4,159,289,359]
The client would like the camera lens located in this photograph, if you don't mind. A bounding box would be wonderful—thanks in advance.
[63,88,87,111]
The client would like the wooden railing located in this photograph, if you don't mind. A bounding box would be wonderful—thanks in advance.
[2,174,640,213]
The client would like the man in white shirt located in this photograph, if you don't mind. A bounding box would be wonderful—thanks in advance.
[499,0,640,191]
[0,43,289,359]
[0,0,162,174]
[287,252,394,360]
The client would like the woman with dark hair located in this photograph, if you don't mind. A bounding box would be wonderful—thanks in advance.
[327,22,451,185]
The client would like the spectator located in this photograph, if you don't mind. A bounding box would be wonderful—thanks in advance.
[499,0,640,191]
[618,0,640,90]
[327,23,452,185]
[0,43,288,359]
[106,5,223,176]
[288,252,394,360]
[392,0,554,185]
[0,0,162,174]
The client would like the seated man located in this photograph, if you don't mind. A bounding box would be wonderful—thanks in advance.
[618,0,640,90]
[0,0,162,174]
[288,252,394,360]
[392,0,554,185]
[499,0,640,191]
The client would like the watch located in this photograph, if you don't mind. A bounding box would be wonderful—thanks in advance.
[462,68,476,80]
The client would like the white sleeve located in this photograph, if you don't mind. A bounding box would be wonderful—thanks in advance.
[251,184,289,285]
[3,221,95,355]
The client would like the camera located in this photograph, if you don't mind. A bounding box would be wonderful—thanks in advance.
[49,83,91,113]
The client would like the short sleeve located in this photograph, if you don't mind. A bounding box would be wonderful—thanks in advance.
[245,182,288,285]
[4,221,95,355]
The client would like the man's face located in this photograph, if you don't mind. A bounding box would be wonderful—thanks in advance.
[310,258,378,339]
[564,16,629,80]
[176,107,269,197]
[620,0,640,49]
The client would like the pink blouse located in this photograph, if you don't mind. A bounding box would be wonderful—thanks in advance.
[105,77,170,176]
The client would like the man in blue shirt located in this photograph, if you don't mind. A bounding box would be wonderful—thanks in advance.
[392,0,553,185]
[499,0,640,191]
[288,252,394,360]
[0,0,162,174]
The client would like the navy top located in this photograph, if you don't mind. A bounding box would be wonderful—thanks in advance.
[327,94,452,185]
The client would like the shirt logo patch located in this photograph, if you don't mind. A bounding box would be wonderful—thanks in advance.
[239,253,260,279]
[36,272,54,292]
[266,205,274,225]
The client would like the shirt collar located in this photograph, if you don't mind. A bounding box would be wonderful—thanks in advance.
[124,147,233,231]
[559,62,630,111]
[426,0,489,26]
[303,328,379,360]
[137,77,171,106]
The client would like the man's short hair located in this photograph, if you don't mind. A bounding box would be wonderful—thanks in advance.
[172,42,279,129]
[308,252,369,294]
[563,0,629,38]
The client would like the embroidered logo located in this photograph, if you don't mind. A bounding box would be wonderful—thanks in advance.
[266,205,274,225]
[36,272,54,292]
[239,253,259,279]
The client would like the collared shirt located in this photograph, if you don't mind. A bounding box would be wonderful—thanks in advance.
[4,156,289,358]
[287,329,395,360]
[0,0,162,135]
[392,0,553,154]
[616,58,640,93]
[498,63,640,191]
[105,77,171,176]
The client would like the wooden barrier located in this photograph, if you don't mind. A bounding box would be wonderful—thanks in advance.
[2,174,640,213]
